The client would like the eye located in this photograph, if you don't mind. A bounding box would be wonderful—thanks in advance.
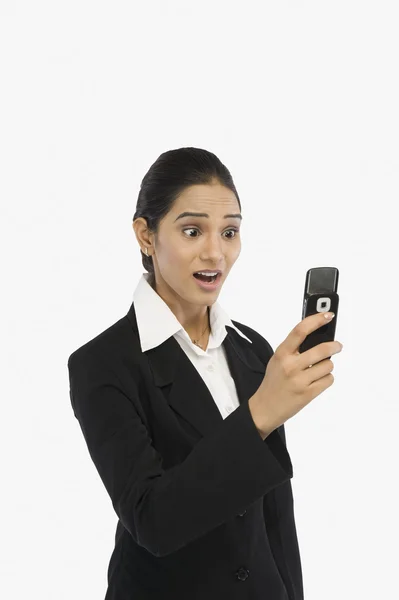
[182,227,239,239]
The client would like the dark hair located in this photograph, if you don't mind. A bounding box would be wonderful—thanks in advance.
[133,147,241,285]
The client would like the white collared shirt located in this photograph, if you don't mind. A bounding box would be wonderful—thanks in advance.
[133,273,252,420]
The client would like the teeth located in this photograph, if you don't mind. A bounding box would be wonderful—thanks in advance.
[196,272,218,276]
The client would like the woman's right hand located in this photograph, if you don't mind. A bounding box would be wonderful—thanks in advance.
[251,312,343,437]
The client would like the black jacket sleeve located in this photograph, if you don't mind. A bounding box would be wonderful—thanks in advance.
[68,347,294,558]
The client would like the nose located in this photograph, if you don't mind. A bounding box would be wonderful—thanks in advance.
[200,234,224,264]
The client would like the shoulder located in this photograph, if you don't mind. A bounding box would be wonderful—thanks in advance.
[67,316,128,370]
[230,319,274,364]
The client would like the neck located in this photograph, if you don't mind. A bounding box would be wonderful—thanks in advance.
[187,307,209,342]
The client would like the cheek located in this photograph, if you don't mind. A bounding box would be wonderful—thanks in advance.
[230,242,241,261]
[172,246,192,263]
[158,241,190,267]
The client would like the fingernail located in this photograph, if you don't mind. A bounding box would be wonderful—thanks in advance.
[324,312,335,320]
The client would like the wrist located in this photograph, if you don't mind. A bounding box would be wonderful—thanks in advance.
[248,392,273,440]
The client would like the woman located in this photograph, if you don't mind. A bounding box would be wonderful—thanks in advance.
[68,147,305,599]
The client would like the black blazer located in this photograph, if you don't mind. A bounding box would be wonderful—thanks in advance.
[67,300,304,600]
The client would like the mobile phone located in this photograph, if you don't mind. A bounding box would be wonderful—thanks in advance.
[298,267,339,362]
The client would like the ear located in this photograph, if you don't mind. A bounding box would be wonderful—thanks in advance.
[132,218,153,250]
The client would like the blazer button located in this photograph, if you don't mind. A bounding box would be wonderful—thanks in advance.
[235,567,249,581]
[238,510,246,516]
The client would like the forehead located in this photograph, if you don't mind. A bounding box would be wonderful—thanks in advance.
[173,183,239,211]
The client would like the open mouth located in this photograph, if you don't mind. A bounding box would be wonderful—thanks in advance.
[193,273,219,284]
[192,272,223,290]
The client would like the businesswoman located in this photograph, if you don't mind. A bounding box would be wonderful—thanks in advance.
[68,147,342,599]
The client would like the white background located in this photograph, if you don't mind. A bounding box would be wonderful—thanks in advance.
[1,1,398,598]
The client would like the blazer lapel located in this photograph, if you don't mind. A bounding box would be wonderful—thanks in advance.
[126,302,267,439]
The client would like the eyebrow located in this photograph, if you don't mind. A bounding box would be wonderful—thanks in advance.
[174,211,242,222]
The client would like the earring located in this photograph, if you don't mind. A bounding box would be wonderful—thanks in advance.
[144,247,148,256]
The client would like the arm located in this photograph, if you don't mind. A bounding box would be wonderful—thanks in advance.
[68,346,293,558]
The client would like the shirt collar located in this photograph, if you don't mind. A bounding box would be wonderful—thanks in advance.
[132,272,252,353]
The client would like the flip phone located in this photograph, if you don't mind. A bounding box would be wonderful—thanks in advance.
[298,267,339,362]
